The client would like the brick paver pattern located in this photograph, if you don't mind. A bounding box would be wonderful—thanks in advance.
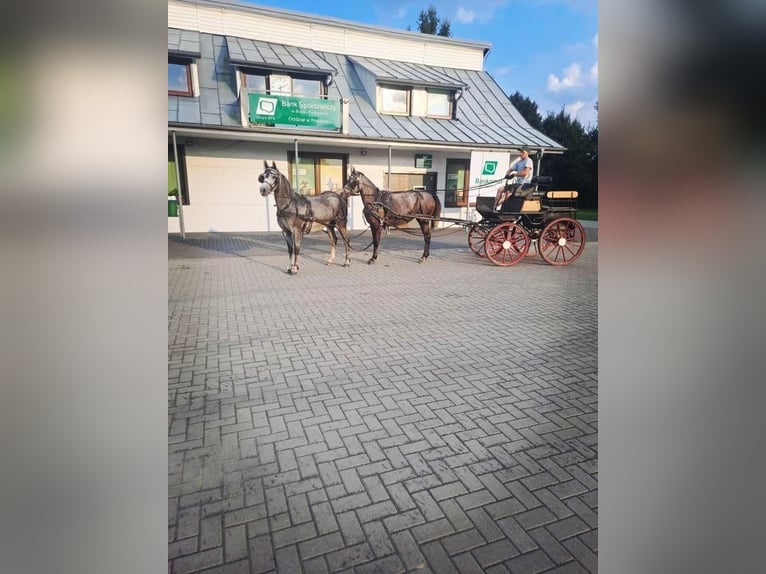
[169,229,597,574]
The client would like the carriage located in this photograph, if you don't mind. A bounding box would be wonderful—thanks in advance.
[258,162,586,274]
[465,176,586,267]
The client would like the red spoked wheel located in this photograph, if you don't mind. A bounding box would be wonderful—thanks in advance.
[468,224,489,257]
[538,217,586,266]
[485,222,530,266]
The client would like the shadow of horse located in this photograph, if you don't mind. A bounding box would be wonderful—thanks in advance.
[343,166,441,265]
[258,160,351,275]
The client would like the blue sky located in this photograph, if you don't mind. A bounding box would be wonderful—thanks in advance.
[239,0,598,127]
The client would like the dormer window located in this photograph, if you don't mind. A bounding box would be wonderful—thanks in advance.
[426,89,452,119]
[241,71,326,97]
[379,85,410,115]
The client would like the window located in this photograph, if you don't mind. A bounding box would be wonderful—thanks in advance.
[168,58,192,96]
[287,152,347,196]
[427,90,452,118]
[379,85,410,115]
[292,77,323,97]
[243,72,267,93]
[242,71,325,97]
[387,172,437,193]
[445,159,470,207]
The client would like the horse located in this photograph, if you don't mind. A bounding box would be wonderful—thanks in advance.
[258,160,351,275]
[343,166,441,264]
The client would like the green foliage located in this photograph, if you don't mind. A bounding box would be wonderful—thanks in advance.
[509,91,544,131]
[415,5,451,37]
[539,109,598,209]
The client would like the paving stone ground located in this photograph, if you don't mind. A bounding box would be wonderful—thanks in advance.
[169,227,598,574]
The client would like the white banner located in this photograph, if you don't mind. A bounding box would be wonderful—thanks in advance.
[468,150,511,205]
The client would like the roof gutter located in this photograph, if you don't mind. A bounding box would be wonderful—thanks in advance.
[167,125,565,154]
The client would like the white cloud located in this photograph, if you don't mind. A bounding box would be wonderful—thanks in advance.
[395,6,407,19]
[456,7,476,23]
[563,99,598,126]
[590,62,598,83]
[565,100,586,117]
[592,33,598,48]
[547,63,583,92]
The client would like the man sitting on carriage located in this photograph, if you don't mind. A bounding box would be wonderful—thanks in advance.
[494,146,534,211]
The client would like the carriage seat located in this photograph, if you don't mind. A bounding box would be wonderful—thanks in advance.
[546,191,578,199]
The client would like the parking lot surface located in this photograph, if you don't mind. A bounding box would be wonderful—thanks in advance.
[169,228,598,573]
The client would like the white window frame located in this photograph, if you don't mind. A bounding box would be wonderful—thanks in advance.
[378,85,410,116]
[426,89,452,119]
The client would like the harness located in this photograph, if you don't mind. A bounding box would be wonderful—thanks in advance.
[363,189,427,226]
[277,194,316,233]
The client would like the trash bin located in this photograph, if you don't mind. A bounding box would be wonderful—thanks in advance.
[168,196,178,217]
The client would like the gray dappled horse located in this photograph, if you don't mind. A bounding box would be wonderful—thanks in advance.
[258,161,351,275]
[343,166,441,264]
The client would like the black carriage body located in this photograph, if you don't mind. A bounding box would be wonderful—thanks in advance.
[468,176,586,267]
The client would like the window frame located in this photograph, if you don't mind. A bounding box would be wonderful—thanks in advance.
[379,84,411,116]
[240,69,327,97]
[168,57,193,97]
[287,151,348,196]
[444,159,470,207]
[426,89,453,119]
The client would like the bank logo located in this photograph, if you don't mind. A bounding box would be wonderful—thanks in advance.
[482,161,498,175]
[256,97,278,116]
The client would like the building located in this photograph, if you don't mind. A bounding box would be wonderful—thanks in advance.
[168,0,563,233]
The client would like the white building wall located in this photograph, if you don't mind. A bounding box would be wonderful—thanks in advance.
[169,140,476,233]
[168,0,487,71]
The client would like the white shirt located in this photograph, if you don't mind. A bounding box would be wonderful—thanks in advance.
[510,157,534,184]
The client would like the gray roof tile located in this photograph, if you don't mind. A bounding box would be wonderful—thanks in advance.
[225,37,335,75]
[167,29,563,150]
[168,28,201,58]
[177,99,201,124]
[349,56,465,89]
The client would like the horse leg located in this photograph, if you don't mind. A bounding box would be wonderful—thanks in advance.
[290,229,302,274]
[337,223,351,267]
[368,221,382,264]
[418,218,431,263]
[283,229,295,273]
[324,225,337,265]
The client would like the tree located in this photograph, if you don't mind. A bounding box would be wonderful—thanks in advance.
[509,91,544,131]
[540,109,598,209]
[415,5,451,37]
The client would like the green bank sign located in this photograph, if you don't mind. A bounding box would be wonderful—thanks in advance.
[249,93,341,130]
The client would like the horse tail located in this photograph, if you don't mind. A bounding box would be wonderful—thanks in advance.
[430,190,441,229]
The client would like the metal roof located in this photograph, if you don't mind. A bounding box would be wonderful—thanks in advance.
[168,30,563,151]
[225,37,336,76]
[347,56,466,90]
[168,28,201,58]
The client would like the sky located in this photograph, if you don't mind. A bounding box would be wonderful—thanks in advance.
[237,0,598,128]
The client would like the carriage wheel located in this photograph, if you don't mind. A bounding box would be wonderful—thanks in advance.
[538,217,586,266]
[485,223,530,266]
[468,224,488,257]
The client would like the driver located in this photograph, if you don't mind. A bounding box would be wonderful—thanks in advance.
[494,146,534,211]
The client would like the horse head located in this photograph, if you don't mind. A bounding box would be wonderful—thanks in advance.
[258,160,281,197]
[343,166,372,197]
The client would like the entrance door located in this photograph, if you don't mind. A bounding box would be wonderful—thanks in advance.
[445,159,469,207]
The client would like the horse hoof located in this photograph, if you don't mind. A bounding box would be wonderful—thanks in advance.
[418,257,427,263]
[367,259,375,265]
